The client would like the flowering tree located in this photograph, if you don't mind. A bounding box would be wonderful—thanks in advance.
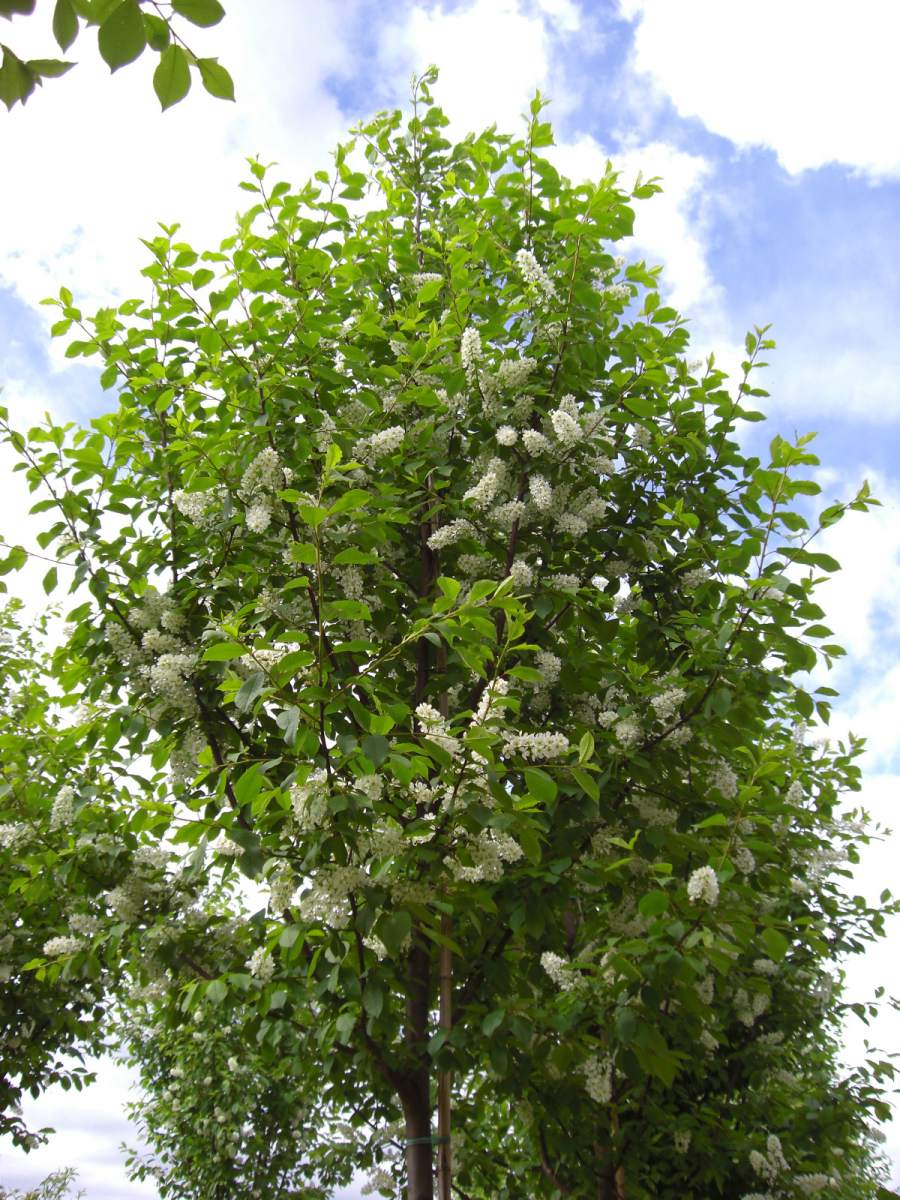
[2,71,896,1198]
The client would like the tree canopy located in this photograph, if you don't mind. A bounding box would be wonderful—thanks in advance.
[0,0,232,111]
[0,70,896,1199]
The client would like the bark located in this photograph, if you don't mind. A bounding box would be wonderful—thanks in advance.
[402,938,434,1200]
[436,915,453,1200]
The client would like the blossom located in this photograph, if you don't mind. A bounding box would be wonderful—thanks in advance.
[709,759,738,800]
[529,474,553,511]
[541,951,580,992]
[370,425,405,459]
[502,731,569,761]
[650,686,685,722]
[509,559,533,590]
[581,1055,612,1103]
[495,356,537,389]
[687,865,719,906]
[247,946,275,981]
[245,500,272,533]
[515,248,556,300]
[535,650,561,685]
[550,407,582,446]
[427,519,474,550]
[495,424,518,446]
[50,786,76,830]
[521,429,551,456]
[461,327,482,380]
[43,935,85,958]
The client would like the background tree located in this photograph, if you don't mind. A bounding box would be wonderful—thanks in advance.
[2,71,896,1198]
[0,0,232,112]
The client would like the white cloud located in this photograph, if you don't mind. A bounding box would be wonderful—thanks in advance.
[621,0,900,179]
[0,1,357,317]
[378,0,582,135]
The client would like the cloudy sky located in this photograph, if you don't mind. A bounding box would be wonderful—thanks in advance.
[1,0,899,1193]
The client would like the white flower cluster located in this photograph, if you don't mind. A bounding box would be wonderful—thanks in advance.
[449,828,523,882]
[735,987,771,1027]
[549,395,583,447]
[673,1130,692,1154]
[786,780,804,805]
[503,731,569,761]
[709,759,739,800]
[682,565,710,589]
[749,1134,789,1184]
[495,356,537,389]
[650,686,685,722]
[794,1174,837,1195]
[540,951,581,992]
[268,866,296,912]
[50,786,76,830]
[614,717,642,749]
[490,499,527,529]
[529,474,553,510]
[687,865,719,906]
[297,865,367,930]
[212,838,242,858]
[463,458,505,509]
[522,429,551,456]
[411,272,443,288]
[43,935,84,958]
[515,248,556,300]
[733,845,756,874]
[415,702,460,757]
[535,650,561,685]
[148,652,198,715]
[496,424,518,446]
[369,425,405,459]
[173,488,219,529]
[68,912,101,936]
[461,327,482,381]
[247,946,275,981]
[427,519,474,551]
[473,677,510,725]
[0,823,28,849]
[291,768,329,831]
[581,1054,613,1104]
[508,559,533,590]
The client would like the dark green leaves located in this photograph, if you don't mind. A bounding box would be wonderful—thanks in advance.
[153,43,189,109]
[97,0,144,70]
[0,1,35,16]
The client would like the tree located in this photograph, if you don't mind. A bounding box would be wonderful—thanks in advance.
[0,0,232,112]
[2,70,896,1198]
[0,1167,84,1200]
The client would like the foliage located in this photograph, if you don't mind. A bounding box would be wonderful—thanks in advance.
[0,1167,84,1200]
[1,70,897,1198]
[120,996,359,1198]
[0,0,232,112]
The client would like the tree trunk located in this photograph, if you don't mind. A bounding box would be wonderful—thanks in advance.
[402,938,434,1200]
[436,914,453,1200]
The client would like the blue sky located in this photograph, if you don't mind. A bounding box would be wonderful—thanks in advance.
[1,0,899,1193]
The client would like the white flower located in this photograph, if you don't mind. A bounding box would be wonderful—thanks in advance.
[581,1054,612,1103]
[515,248,556,300]
[370,425,405,459]
[786,780,804,805]
[50,786,76,830]
[709,759,738,800]
[496,356,537,389]
[550,408,582,446]
[43,935,84,958]
[535,650,561,685]
[411,272,442,288]
[614,717,642,748]
[509,559,533,590]
[650,686,685,722]
[529,474,553,510]
[503,731,569,761]
[461,327,482,380]
[522,429,551,456]
[687,865,719,907]
[496,424,518,446]
[247,946,275,981]
[245,500,272,533]
[427,519,474,550]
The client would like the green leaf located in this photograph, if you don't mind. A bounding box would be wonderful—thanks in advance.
[97,0,146,71]
[362,982,384,1019]
[377,910,411,958]
[42,567,58,595]
[761,926,790,962]
[482,1008,504,1036]
[26,56,74,77]
[289,542,318,565]
[197,55,233,100]
[361,734,390,767]
[52,0,78,50]
[172,0,225,26]
[578,731,595,764]
[206,977,228,1004]
[522,767,556,803]
[0,45,36,109]
[276,706,300,748]
[142,10,168,50]
[235,670,266,712]
[329,488,370,516]
[638,890,668,918]
[202,641,247,661]
[0,0,35,16]
[153,42,190,109]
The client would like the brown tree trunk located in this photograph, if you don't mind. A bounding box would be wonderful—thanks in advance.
[402,938,434,1200]
[436,914,453,1200]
